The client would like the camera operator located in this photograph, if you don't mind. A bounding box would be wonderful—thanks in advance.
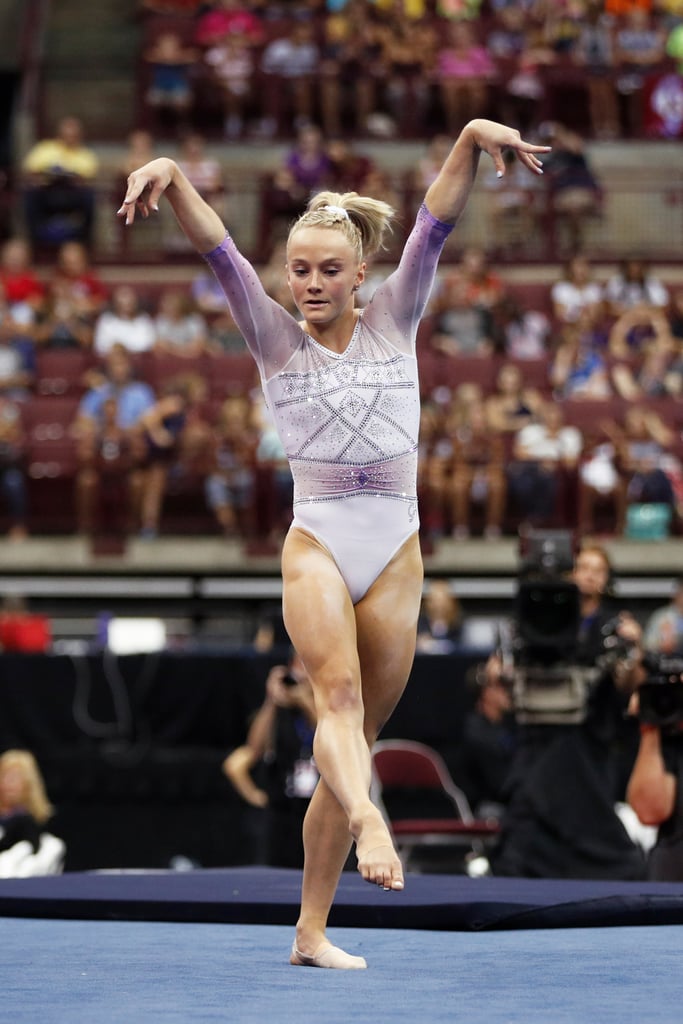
[626,658,683,881]
[486,540,647,880]
[223,651,318,868]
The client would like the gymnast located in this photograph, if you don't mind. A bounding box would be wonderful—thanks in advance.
[118,119,549,969]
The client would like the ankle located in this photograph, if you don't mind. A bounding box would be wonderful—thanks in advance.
[295,922,327,955]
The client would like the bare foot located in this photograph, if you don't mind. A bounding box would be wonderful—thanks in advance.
[353,811,404,890]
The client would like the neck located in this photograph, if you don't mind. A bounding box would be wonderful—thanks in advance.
[303,307,358,352]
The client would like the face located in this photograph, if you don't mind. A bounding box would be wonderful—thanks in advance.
[573,549,610,599]
[58,242,87,275]
[287,227,364,326]
[113,286,138,316]
[0,764,26,808]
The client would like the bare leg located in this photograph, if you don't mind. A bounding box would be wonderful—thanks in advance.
[283,529,423,965]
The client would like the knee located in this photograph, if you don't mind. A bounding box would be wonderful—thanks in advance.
[316,665,362,717]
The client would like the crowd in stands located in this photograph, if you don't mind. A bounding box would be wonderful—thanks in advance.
[0,226,681,544]
[135,0,683,142]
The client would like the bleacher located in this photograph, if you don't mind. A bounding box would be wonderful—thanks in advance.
[4,1,683,557]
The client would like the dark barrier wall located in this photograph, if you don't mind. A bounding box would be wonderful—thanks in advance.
[0,650,484,870]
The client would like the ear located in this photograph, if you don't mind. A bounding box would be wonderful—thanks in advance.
[355,261,366,290]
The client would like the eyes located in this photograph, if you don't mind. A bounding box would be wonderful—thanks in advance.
[291,266,342,278]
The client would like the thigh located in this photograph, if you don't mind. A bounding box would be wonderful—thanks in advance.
[281,527,360,684]
[354,533,424,738]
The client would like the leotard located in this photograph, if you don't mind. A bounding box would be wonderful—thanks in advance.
[204,203,453,602]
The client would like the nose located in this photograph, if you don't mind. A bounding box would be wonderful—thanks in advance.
[307,271,323,292]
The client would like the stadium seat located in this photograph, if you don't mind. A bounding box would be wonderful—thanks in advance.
[371,739,500,871]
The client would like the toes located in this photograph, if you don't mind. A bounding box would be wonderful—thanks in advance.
[358,845,404,890]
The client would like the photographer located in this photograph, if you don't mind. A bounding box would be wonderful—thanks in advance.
[487,539,647,880]
[626,659,683,881]
[222,651,318,869]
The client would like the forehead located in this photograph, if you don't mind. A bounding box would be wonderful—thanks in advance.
[287,226,356,263]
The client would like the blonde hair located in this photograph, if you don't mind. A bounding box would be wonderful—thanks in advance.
[0,749,54,824]
[288,190,396,262]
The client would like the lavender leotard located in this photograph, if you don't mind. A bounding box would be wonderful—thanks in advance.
[204,203,452,603]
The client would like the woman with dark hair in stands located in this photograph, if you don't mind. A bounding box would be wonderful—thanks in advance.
[118,118,548,969]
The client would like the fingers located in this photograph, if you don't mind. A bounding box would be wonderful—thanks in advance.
[116,174,162,225]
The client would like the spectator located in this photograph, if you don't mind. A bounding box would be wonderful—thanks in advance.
[190,269,249,352]
[457,245,507,311]
[416,579,464,653]
[142,29,198,132]
[74,392,141,536]
[446,401,507,540]
[544,0,586,59]
[541,122,603,255]
[164,132,228,252]
[204,394,257,537]
[603,405,678,532]
[458,657,516,819]
[0,750,55,859]
[325,137,376,194]
[427,267,496,357]
[259,22,321,134]
[551,254,604,326]
[610,307,680,395]
[574,1,619,140]
[35,293,93,351]
[194,0,264,49]
[222,652,318,869]
[153,288,209,358]
[577,418,626,537]
[0,238,45,315]
[489,291,551,360]
[21,116,99,248]
[203,29,255,139]
[117,129,156,182]
[492,19,555,136]
[485,361,544,436]
[176,132,225,210]
[551,311,613,400]
[603,257,670,320]
[136,377,194,539]
[379,8,436,137]
[434,20,497,135]
[74,343,156,440]
[643,576,683,656]
[282,122,332,197]
[47,241,108,322]
[614,7,668,138]
[481,147,544,255]
[0,287,37,398]
[507,399,583,527]
[411,135,454,195]
[93,285,156,357]
[0,395,28,540]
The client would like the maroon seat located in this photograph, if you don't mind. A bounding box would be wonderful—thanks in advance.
[371,739,500,869]
[35,350,94,397]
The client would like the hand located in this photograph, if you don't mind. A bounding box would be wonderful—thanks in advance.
[117,158,177,226]
[468,119,551,177]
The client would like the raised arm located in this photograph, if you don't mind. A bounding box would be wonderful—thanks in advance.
[117,157,225,254]
[424,120,550,225]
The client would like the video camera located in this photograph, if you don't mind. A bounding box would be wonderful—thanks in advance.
[501,529,597,725]
[638,653,683,731]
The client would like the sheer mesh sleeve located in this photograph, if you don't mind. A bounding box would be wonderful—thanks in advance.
[203,233,303,380]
